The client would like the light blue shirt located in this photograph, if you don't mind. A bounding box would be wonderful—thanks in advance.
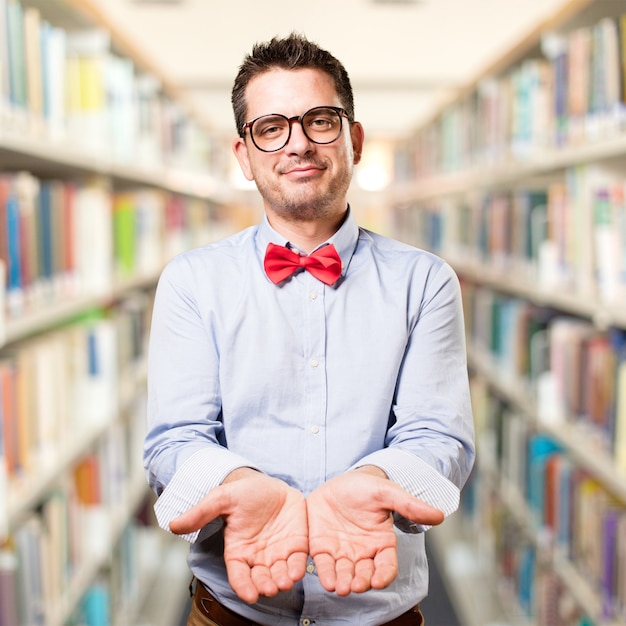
[144,209,475,626]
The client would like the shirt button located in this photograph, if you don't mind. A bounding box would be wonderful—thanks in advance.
[306,562,315,574]
[309,290,317,300]
[310,358,319,368]
[311,425,319,435]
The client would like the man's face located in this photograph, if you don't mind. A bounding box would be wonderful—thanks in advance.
[232,68,364,224]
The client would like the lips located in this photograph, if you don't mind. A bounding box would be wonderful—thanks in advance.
[281,161,326,177]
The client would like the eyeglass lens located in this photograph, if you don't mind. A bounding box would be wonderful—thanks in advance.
[251,107,343,152]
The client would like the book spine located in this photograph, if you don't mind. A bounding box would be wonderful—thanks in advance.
[0,547,19,626]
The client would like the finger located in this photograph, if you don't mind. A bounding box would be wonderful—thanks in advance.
[351,559,375,593]
[312,552,337,592]
[250,564,280,597]
[286,551,308,583]
[169,488,227,535]
[334,557,355,597]
[226,560,259,604]
[269,559,294,591]
[370,546,399,589]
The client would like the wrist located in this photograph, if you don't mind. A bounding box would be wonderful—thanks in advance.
[353,464,388,479]
[222,466,260,483]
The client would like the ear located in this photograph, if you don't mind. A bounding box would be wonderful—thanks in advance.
[350,121,365,165]
[232,137,254,181]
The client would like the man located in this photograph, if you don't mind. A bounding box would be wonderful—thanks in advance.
[144,33,475,626]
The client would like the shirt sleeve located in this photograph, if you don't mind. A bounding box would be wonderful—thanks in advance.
[144,256,258,542]
[354,260,475,531]
[154,447,259,543]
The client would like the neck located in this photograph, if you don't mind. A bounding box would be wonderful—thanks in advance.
[267,207,348,253]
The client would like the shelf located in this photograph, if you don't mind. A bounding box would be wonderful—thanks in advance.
[394,130,626,204]
[492,473,623,626]
[137,539,191,626]
[448,260,626,330]
[6,417,109,532]
[5,360,147,533]
[2,272,159,347]
[47,473,150,626]
[0,126,227,201]
[427,516,521,626]
[469,346,626,505]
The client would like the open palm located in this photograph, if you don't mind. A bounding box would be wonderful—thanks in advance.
[170,470,308,603]
[307,470,444,596]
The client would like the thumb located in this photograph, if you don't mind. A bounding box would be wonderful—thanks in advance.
[169,486,228,535]
[381,482,445,526]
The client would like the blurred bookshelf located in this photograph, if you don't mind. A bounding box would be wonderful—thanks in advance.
[0,0,241,624]
[392,0,626,624]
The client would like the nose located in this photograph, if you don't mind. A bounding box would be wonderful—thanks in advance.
[285,117,313,153]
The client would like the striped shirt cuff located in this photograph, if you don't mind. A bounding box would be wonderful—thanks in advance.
[154,447,260,543]
[351,448,460,533]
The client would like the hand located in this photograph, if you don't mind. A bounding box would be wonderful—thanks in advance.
[306,467,444,596]
[169,468,309,603]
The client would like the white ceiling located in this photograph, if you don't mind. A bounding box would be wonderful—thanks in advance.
[89,0,576,141]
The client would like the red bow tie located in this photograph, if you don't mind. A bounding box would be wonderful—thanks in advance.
[264,242,342,285]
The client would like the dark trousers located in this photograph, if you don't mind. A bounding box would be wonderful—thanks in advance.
[187,578,425,626]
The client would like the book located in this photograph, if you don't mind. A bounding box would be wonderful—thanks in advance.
[5,0,26,111]
[614,348,626,474]
[0,359,17,478]
[601,508,622,619]
[544,182,570,289]
[0,361,6,539]
[73,179,113,296]
[567,26,591,144]
[0,547,19,626]
[40,20,67,140]
[65,28,111,153]
[511,188,548,281]
[610,181,626,301]
[81,580,110,626]
[22,5,42,125]
[548,317,595,423]
[113,193,136,278]
[106,54,136,164]
[500,408,528,496]
[526,434,562,526]
[14,515,45,626]
[583,332,614,442]
[593,185,622,303]
[0,0,9,116]
[565,165,596,296]
[4,176,23,317]
[74,453,101,506]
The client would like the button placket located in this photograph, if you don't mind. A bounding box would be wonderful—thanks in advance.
[301,273,327,490]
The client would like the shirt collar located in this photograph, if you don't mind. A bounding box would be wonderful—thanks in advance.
[256,206,359,281]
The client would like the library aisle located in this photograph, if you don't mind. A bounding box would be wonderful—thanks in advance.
[2,1,626,626]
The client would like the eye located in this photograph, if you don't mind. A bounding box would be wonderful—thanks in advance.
[304,109,339,133]
[254,115,288,138]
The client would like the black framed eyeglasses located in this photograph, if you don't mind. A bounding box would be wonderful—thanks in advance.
[240,106,351,152]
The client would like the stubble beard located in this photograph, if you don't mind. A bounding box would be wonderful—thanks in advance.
[256,159,353,224]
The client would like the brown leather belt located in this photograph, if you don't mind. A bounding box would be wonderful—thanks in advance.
[192,579,261,625]
[191,578,424,625]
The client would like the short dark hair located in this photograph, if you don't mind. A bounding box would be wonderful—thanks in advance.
[232,33,355,136]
